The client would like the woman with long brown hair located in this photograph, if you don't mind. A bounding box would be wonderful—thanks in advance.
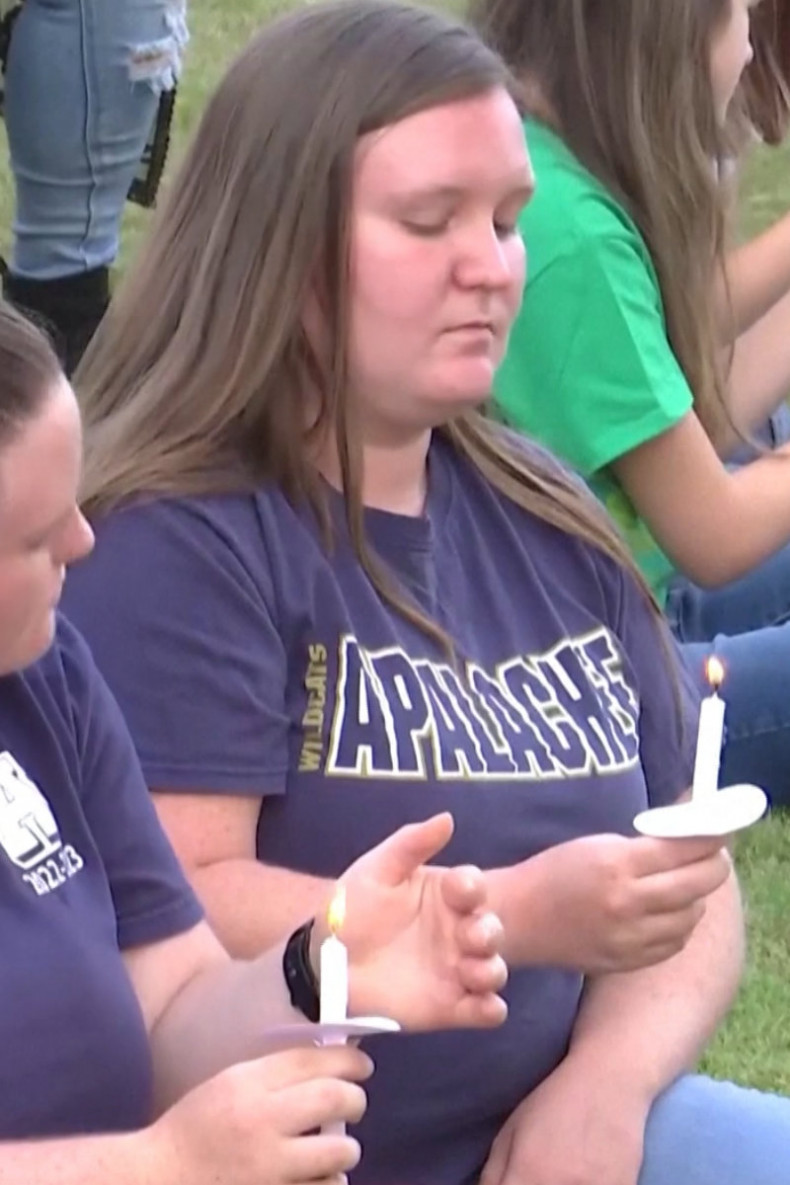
[484,0,790,809]
[61,2,789,1182]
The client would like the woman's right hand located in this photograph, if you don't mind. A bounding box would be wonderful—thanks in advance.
[154,1044,372,1185]
[496,833,733,974]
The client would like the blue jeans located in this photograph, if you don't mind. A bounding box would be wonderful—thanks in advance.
[667,405,790,808]
[640,1075,790,1184]
[4,0,188,279]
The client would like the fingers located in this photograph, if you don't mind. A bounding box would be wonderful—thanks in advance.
[640,849,731,914]
[644,900,707,951]
[456,949,509,996]
[351,813,455,887]
[451,991,509,1030]
[283,1131,362,1182]
[447,883,508,1011]
[610,901,706,971]
[440,863,489,913]
[453,903,504,953]
[275,1078,368,1136]
[250,1046,374,1094]
[631,835,729,875]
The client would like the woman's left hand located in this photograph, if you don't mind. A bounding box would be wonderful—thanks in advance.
[312,812,508,1031]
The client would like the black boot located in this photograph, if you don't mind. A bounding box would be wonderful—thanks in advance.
[2,265,110,377]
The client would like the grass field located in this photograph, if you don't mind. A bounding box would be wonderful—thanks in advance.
[3,0,790,1092]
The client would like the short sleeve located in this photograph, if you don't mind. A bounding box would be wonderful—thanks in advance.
[61,499,289,796]
[496,230,694,476]
[60,619,203,948]
[611,567,700,808]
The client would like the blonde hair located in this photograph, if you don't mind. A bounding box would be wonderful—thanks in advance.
[79,0,664,651]
[471,0,745,448]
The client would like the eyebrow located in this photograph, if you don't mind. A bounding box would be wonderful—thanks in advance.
[391,179,535,204]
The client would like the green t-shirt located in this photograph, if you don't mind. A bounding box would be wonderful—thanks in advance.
[495,119,693,604]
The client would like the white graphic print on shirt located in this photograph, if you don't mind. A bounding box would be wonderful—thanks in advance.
[0,752,84,895]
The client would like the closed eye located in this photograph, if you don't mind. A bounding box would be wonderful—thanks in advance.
[402,218,451,238]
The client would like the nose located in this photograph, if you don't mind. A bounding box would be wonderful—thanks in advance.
[65,509,95,565]
[455,223,521,291]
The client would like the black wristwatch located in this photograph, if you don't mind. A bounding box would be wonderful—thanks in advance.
[283,918,320,1022]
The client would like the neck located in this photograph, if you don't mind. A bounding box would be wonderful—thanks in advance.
[319,429,432,517]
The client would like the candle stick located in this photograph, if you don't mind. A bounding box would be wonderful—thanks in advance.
[320,885,348,1024]
[692,657,725,801]
[320,885,349,1138]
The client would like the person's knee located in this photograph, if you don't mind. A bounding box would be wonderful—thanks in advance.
[640,1074,790,1185]
[127,0,189,95]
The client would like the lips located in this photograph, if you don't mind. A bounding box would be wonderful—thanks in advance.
[449,321,496,333]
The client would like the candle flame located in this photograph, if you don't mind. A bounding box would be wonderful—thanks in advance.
[706,656,725,691]
[327,884,346,937]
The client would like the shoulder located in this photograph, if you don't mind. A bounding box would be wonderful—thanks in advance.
[523,119,637,235]
[90,485,320,574]
[451,423,597,511]
[90,489,265,561]
[67,488,312,625]
[442,427,632,608]
[522,120,653,277]
[0,617,100,801]
[462,439,661,661]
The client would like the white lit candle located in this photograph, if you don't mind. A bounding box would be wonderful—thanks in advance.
[692,658,726,801]
[319,885,349,1139]
[320,885,348,1024]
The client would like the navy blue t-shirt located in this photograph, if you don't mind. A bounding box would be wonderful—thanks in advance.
[63,434,698,1184]
[0,616,202,1138]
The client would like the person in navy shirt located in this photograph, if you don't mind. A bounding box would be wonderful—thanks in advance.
[65,2,790,1183]
[0,299,512,1183]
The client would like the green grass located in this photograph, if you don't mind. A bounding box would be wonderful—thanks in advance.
[702,818,790,1090]
[2,0,789,1092]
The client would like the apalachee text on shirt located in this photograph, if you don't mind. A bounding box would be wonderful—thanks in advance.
[299,627,640,781]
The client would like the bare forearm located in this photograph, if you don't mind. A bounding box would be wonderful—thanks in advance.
[192,859,333,957]
[0,1128,162,1185]
[148,861,335,1106]
[567,869,744,1103]
[715,447,790,579]
[727,287,790,440]
[719,214,790,337]
[613,414,790,588]
[150,945,307,1112]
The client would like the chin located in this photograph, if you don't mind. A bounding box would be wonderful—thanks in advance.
[13,614,57,674]
[445,359,497,398]
[415,363,496,427]
[435,385,492,416]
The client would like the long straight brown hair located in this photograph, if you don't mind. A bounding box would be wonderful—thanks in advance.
[471,0,744,448]
[78,0,666,653]
[743,0,790,144]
